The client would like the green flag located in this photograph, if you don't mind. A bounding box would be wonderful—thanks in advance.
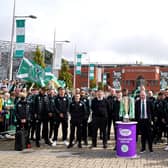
[17,58,64,88]
[17,58,46,87]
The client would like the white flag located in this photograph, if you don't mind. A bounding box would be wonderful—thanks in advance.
[98,68,102,82]
[53,43,63,70]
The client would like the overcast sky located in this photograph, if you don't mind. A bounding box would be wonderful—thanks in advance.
[1,0,168,64]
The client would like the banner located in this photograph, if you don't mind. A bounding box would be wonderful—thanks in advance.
[16,57,45,86]
[89,64,94,80]
[76,54,82,75]
[98,68,102,82]
[53,43,63,70]
[16,58,62,88]
[103,73,107,85]
[15,19,25,58]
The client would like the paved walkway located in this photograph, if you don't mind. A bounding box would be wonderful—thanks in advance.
[0,137,168,168]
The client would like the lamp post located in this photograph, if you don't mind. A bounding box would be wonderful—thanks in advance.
[87,54,90,89]
[73,50,87,90]
[8,0,37,80]
[52,30,70,77]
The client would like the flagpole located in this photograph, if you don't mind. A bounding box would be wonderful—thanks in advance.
[88,54,90,89]
[8,0,16,80]
[73,44,77,91]
[52,28,56,75]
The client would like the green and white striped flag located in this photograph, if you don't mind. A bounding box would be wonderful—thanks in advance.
[103,73,107,85]
[89,64,94,80]
[76,54,82,75]
[15,19,25,58]
[17,58,63,88]
[16,57,46,86]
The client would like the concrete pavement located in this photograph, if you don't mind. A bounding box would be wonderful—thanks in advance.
[0,137,168,168]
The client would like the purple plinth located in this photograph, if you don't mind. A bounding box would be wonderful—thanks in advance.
[116,121,137,158]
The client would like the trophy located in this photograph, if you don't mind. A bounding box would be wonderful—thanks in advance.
[123,96,129,122]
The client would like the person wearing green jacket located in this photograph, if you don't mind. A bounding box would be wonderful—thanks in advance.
[3,92,15,133]
[119,88,135,121]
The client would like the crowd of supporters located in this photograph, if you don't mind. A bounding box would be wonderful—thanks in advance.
[0,79,168,152]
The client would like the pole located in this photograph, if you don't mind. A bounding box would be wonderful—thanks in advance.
[8,0,16,80]
[73,45,77,91]
[88,55,90,89]
[96,62,98,89]
[52,28,56,74]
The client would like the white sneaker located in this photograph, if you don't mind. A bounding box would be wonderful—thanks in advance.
[52,141,57,147]
[164,146,168,151]
[4,134,11,139]
[63,140,69,146]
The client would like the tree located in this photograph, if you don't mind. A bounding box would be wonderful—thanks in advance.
[58,59,73,89]
[98,82,104,90]
[33,46,46,68]
[90,79,97,89]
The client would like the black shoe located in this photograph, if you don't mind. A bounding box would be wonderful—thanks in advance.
[90,144,96,148]
[67,144,73,148]
[84,141,88,146]
[149,149,153,153]
[103,144,107,149]
[78,144,82,148]
[36,141,40,147]
[31,137,35,141]
[140,149,146,153]
[45,141,52,146]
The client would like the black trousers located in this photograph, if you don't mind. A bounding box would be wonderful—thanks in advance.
[81,119,88,142]
[35,119,49,142]
[107,117,117,140]
[69,120,82,144]
[49,117,54,139]
[92,117,107,145]
[139,119,153,151]
[29,120,35,139]
[53,118,68,141]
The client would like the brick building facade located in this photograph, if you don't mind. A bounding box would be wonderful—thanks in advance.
[69,64,168,94]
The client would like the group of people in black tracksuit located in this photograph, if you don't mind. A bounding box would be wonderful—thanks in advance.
[14,85,168,152]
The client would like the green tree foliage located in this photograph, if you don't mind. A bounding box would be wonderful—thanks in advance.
[98,82,104,90]
[90,79,97,89]
[58,59,73,89]
[33,46,46,68]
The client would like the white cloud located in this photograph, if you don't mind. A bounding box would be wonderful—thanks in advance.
[1,0,168,64]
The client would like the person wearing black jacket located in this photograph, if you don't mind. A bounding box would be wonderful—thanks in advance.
[91,90,110,148]
[163,89,168,150]
[48,89,57,140]
[15,92,31,147]
[68,93,86,148]
[153,92,165,144]
[107,88,118,140]
[34,87,51,147]
[135,90,154,153]
[80,89,90,145]
[52,87,69,147]
[26,91,36,144]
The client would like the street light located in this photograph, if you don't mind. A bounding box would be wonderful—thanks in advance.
[8,0,37,80]
[15,15,37,19]
[87,54,90,89]
[52,31,70,77]
[52,40,70,76]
